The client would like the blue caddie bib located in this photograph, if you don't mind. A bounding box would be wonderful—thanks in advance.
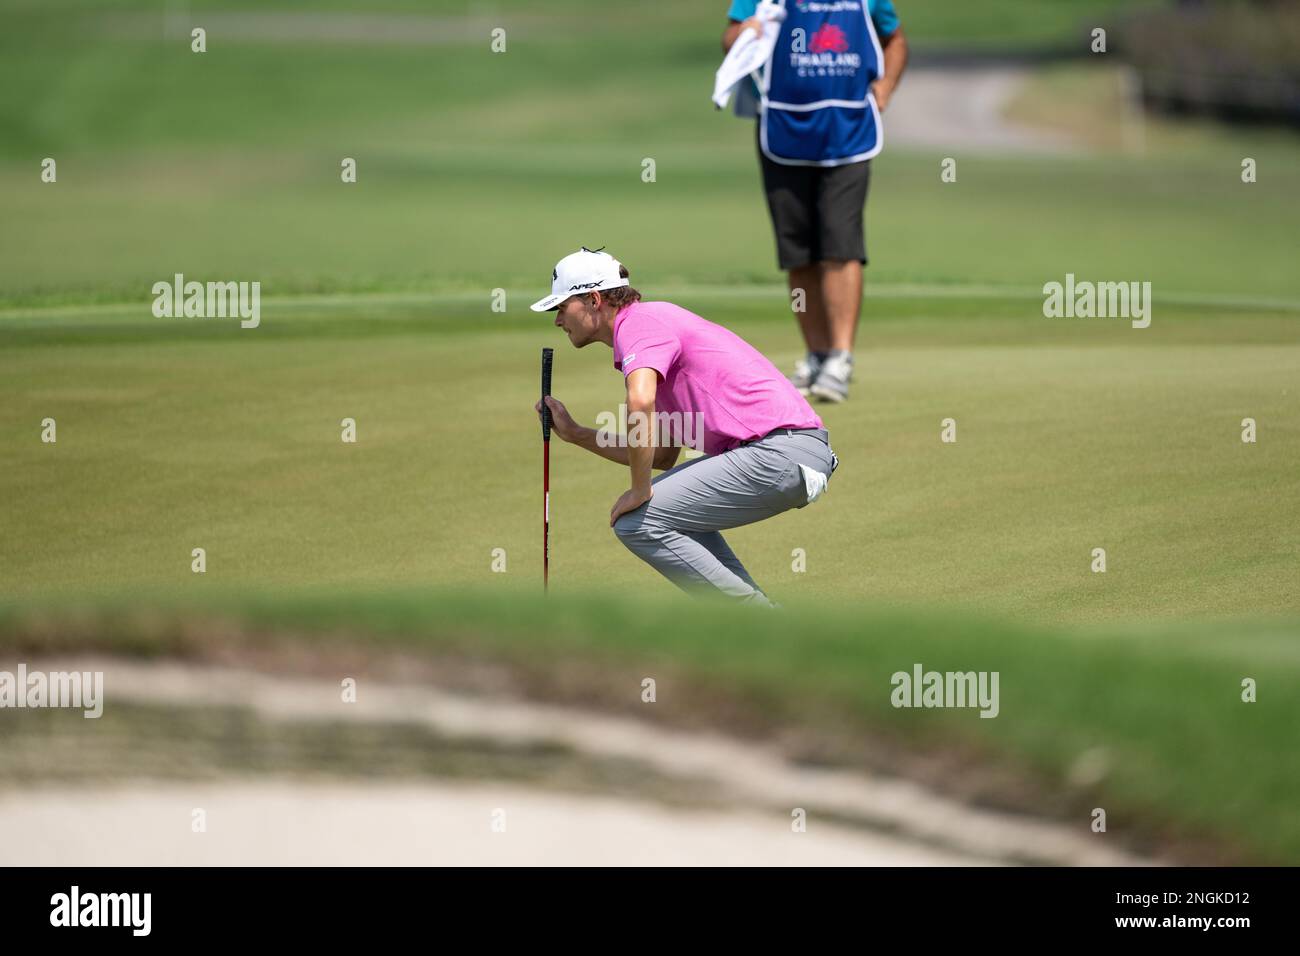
[759,0,884,166]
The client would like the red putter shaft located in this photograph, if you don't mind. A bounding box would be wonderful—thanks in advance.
[543,440,550,590]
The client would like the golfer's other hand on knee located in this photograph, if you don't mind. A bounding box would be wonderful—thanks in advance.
[535,396,578,442]
[610,487,652,527]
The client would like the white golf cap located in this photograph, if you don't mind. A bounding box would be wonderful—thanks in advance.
[530,247,628,312]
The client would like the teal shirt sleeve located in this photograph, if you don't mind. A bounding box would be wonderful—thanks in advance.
[727,0,757,20]
[729,1,899,37]
[870,0,900,38]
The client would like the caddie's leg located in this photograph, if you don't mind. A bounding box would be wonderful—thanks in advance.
[816,158,870,353]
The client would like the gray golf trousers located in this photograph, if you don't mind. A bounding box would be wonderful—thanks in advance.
[612,428,837,605]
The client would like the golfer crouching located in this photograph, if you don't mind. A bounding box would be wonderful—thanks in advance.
[532,247,838,607]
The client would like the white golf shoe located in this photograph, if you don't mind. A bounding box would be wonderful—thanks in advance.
[810,350,853,403]
[789,352,826,396]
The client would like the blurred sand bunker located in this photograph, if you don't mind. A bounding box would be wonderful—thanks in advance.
[0,658,1154,866]
[0,781,982,866]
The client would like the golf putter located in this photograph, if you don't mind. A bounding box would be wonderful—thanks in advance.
[541,347,553,592]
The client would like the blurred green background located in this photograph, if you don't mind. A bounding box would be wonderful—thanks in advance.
[2,0,1295,614]
[2,0,1297,304]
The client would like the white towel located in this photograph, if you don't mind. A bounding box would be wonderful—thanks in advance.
[798,464,830,505]
[712,1,786,110]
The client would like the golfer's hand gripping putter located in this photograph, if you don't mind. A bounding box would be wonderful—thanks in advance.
[541,347,553,440]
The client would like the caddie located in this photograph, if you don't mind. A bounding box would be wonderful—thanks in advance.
[720,0,908,403]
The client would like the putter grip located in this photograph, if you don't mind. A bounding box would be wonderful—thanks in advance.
[541,348,554,441]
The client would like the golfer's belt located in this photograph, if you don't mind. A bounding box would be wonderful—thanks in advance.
[749,427,829,445]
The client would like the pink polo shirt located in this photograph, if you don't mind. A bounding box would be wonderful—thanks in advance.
[612,300,823,456]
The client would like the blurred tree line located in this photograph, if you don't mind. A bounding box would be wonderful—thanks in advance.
[1120,0,1300,125]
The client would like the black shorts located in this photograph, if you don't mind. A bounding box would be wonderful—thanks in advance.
[757,123,872,271]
